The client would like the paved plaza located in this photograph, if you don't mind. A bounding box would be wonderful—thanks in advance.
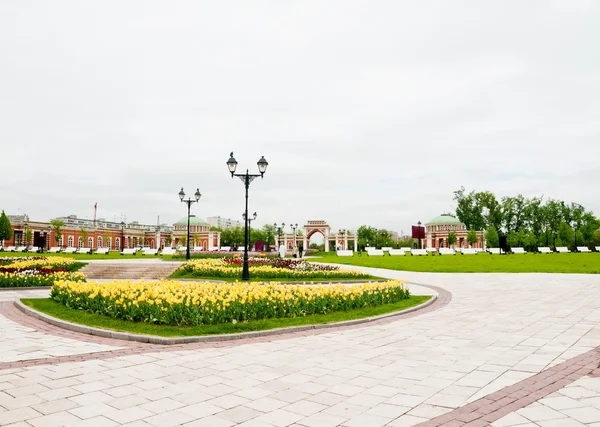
[1,267,600,426]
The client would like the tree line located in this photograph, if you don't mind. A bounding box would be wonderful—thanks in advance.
[453,187,600,250]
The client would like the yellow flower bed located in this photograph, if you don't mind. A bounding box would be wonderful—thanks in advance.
[0,271,86,288]
[2,257,77,271]
[51,279,410,325]
[178,258,370,279]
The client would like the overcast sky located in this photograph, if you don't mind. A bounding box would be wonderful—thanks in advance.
[1,1,599,236]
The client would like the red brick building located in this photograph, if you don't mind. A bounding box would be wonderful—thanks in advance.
[425,214,485,249]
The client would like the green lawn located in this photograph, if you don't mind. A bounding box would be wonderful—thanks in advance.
[21,296,431,337]
[309,252,600,274]
[0,251,177,261]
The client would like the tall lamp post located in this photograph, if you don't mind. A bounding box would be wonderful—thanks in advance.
[178,187,202,260]
[227,152,269,280]
[242,212,257,250]
[290,223,298,248]
[572,220,578,252]
[120,221,125,251]
[274,223,285,249]
[47,225,52,252]
[417,220,422,249]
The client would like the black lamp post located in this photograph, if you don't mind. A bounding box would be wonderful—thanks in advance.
[23,222,28,249]
[274,223,285,250]
[227,152,268,280]
[290,223,298,248]
[47,225,52,252]
[243,212,257,251]
[417,220,422,249]
[572,220,578,252]
[120,221,125,250]
[179,187,201,260]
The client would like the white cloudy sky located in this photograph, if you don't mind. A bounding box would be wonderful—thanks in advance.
[1,1,599,235]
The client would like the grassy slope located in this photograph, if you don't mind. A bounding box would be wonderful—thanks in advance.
[21,296,431,337]
[309,252,600,274]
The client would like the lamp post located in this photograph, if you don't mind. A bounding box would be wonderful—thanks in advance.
[120,221,125,251]
[572,220,578,252]
[417,220,422,249]
[47,225,52,252]
[274,223,285,249]
[242,212,257,251]
[227,152,269,280]
[23,222,28,249]
[178,187,201,260]
[290,223,298,248]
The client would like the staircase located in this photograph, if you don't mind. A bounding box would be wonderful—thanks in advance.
[79,262,183,280]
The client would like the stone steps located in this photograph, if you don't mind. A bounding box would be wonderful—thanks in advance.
[79,262,182,280]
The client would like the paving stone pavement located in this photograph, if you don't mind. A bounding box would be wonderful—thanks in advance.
[0,269,599,426]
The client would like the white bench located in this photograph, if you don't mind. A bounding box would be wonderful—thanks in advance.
[401,247,412,252]
[95,248,110,255]
[77,247,92,254]
[425,248,437,254]
[474,248,485,253]
[219,246,231,251]
[412,249,428,256]
[366,249,384,256]
[142,248,159,256]
[336,250,353,257]
[121,248,138,255]
[381,247,393,252]
[64,247,77,254]
[3,246,16,252]
[28,246,40,253]
[16,246,27,252]
[388,249,406,256]
[555,246,570,253]
[488,248,506,254]
[48,247,61,253]
[161,247,177,256]
[193,246,203,251]
[577,246,591,253]
[439,248,456,255]
[595,247,600,252]
[538,247,553,254]
[461,248,478,255]
[512,247,527,254]
[455,248,462,253]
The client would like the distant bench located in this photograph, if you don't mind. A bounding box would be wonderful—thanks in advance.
[538,247,553,254]
[77,247,92,254]
[161,247,176,256]
[412,249,427,256]
[336,250,353,257]
[555,246,570,253]
[439,248,456,256]
[95,248,110,255]
[121,248,138,255]
[461,248,478,255]
[142,248,159,256]
[366,249,384,256]
[388,249,406,256]
[512,247,526,254]
[577,246,592,253]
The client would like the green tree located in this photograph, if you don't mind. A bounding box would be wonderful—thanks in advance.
[0,211,13,244]
[179,235,187,246]
[454,187,485,230]
[447,231,457,248]
[485,225,499,248]
[50,219,65,247]
[25,227,33,246]
[557,222,574,246]
[193,233,199,246]
[79,228,89,247]
[467,229,478,247]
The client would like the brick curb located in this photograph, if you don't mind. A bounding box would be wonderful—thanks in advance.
[15,288,437,346]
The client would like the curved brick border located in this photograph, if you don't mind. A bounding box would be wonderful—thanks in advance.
[15,289,437,345]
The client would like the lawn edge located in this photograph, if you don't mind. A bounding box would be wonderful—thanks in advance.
[15,293,436,346]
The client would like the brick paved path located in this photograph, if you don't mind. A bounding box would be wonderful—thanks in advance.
[0,270,599,426]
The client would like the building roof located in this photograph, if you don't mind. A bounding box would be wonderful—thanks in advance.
[426,214,463,226]
[175,215,208,226]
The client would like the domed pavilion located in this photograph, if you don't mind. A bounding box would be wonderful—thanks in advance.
[425,214,485,249]
[172,215,220,250]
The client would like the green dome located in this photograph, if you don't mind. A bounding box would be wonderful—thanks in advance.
[175,215,208,226]
[426,214,463,226]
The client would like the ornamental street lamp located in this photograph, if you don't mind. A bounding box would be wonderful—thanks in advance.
[120,221,125,251]
[572,220,578,251]
[179,187,202,260]
[274,223,285,249]
[290,223,298,247]
[242,212,257,250]
[417,220,422,249]
[227,152,268,280]
[47,225,52,252]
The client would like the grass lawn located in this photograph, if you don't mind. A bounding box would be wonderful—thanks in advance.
[309,252,600,274]
[21,296,431,337]
[0,251,178,261]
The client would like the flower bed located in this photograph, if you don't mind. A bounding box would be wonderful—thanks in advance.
[51,279,410,325]
[0,257,86,288]
[176,258,370,279]
[172,251,279,260]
